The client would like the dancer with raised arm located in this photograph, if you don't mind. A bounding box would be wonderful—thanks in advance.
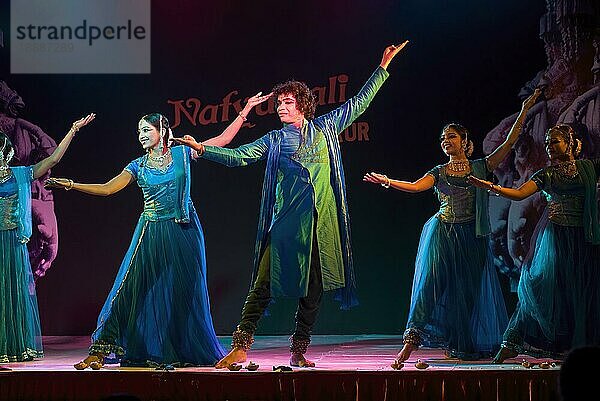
[364,89,541,365]
[174,42,408,368]
[45,93,270,369]
[468,123,600,363]
[1,113,94,365]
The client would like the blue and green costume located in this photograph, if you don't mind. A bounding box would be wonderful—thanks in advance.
[201,67,389,349]
[502,159,600,358]
[88,146,225,366]
[0,166,44,363]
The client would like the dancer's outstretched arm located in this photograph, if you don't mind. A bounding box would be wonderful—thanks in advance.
[173,134,269,167]
[44,171,134,196]
[198,91,272,147]
[33,113,95,179]
[363,171,434,193]
[317,41,409,134]
[485,89,542,171]
[467,175,537,201]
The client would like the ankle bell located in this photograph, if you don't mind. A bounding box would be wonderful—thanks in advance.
[231,326,254,351]
[289,336,310,355]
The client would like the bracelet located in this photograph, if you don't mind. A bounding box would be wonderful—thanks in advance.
[381,175,391,189]
[65,179,74,191]
[487,183,500,196]
[239,112,248,122]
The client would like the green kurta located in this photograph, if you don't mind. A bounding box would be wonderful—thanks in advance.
[201,67,389,299]
[269,122,343,297]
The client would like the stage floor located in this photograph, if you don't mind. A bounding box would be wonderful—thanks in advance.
[0,335,562,401]
[2,334,562,371]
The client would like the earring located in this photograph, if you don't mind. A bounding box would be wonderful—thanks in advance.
[575,139,582,157]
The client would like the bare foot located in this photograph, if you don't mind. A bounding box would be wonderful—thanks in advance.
[394,343,417,365]
[492,347,518,364]
[290,353,315,367]
[215,347,247,369]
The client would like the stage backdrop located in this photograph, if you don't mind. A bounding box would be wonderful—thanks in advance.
[0,0,573,336]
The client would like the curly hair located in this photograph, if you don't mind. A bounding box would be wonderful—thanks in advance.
[272,80,316,120]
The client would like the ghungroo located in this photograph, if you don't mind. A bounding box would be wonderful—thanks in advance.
[289,336,310,355]
[89,340,125,357]
[402,328,422,347]
[231,326,254,351]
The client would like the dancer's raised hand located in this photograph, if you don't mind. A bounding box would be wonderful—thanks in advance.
[380,40,409,70]
[71,113,96,133]
[522,88,542,110]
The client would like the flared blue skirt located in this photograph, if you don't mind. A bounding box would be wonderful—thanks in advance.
[503,222,600,358]
[0,229,43,362]
[90,209,225,366]
[404,216,508,359]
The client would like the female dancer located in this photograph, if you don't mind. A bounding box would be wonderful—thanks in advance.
[363,89,541,364]
[46,93,270,369]
[468,123,600,362]
[1,113,95,363]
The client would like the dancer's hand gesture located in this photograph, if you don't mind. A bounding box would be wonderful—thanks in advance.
[70,113,96,133]
[172,135,204,154]
[363,172,390,186]
[466,175,493,189]
[245,92,272,109]
[239,92,272,120]
[522,88,542,110]
[380,40,409,70]
[44,177,74,190]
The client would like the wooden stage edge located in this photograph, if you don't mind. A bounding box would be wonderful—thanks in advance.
[0,335,562,401]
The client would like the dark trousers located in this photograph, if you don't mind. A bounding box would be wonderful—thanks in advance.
[238,232,323,341]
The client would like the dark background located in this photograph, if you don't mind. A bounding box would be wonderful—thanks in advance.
[0,0,546,336]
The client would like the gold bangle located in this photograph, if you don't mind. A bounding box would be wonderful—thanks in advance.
[65,179,74,191]
[488,183,500,196]
[381,175,391,189]
[238,112,247,122]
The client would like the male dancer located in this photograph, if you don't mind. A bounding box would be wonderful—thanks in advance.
[175,41,408,368]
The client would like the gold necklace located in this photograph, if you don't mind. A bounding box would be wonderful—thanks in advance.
[555,160,578,179]
[446,159,470,174]
[147,149,172,167]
